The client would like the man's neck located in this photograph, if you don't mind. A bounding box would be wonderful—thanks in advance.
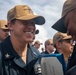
[10,35,28,56]
[63,53,70,62]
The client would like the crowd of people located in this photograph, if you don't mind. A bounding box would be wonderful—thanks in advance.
[0,0,76,75]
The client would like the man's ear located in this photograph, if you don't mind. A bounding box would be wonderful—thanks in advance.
[56,42,61,49]
[7,22,13,31]
[56,42,62,53]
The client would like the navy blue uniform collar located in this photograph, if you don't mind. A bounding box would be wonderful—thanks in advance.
[1,36,39,69]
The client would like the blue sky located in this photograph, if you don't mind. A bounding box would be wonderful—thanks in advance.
[0,0,66,51]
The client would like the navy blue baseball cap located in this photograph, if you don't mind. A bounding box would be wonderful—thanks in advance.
[52,0,76,33]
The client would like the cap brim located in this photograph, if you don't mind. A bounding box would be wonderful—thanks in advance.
[63,36,72,40]
[52,16,67,33]
[17,15,45,25]
[1,25,8,29]
[35,29,39,34]
[33,16,45,25]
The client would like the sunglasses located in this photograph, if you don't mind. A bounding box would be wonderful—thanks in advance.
[2,29,9,32]
[47,43,53,46]
[60,39,75,45]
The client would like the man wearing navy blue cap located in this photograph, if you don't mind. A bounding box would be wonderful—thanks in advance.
[52,0,76,75]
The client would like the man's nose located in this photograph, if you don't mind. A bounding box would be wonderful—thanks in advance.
[72,41,76,46]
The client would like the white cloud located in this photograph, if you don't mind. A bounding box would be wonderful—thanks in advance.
[35,25,48,42]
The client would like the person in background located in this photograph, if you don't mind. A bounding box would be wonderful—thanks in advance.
[41,47,45,53]
[0,20,9,42]
[53,32,75,63]
[52,0,76,73]
[34,40,42,52]
[0,5,45,75]
[42,39,54,54]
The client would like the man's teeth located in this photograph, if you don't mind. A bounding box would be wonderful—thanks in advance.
[25,32,32,33]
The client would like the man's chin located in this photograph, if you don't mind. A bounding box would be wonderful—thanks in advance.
[27,39,33,43]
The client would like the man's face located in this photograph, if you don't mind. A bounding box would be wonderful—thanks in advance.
[0,28,9,41]
[64,9,76,41]
[9,20,36,43]
[46,43,54,53]
[34,43,40,50]
[59,39,74,54]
